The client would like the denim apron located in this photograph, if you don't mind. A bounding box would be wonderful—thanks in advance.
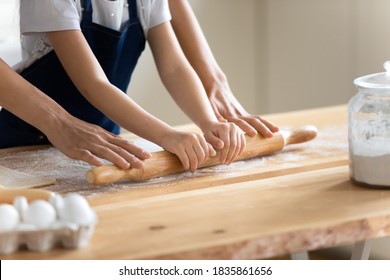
[0,0,145,148]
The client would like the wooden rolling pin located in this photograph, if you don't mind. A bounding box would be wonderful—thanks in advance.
[86,125,317,185]
[0,186,54,204]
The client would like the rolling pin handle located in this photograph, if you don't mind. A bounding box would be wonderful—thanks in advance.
[282,125,317,145]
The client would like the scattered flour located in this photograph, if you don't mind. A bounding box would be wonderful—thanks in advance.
[0,124,349,197]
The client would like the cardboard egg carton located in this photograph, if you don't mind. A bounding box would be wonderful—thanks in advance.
[0,194,97,255]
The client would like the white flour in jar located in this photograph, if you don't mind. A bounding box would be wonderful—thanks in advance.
[350,153,390,187]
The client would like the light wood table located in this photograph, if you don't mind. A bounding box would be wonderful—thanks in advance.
[3,105,390,260]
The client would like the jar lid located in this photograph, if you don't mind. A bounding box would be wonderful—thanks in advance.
[354,61,390,90]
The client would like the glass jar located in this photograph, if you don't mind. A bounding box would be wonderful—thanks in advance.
[348,61,390,188]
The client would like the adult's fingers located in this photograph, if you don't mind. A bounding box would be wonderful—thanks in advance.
[258,116,279,133]
[74,149,105,167]
[242,116,275,138]
[225,116,257,137]
[82,134,150,169]
[88,144,133,169]
[107,137,151,168]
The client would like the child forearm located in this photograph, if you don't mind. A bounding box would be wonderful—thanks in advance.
[81,79,176,143]
[47,30,175,145]
[160,63,219,130]
[148,23,218,132]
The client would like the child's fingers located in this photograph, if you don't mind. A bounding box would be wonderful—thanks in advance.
[221,122,244,164]
[206,133,224,150]
[176,150,190,171]
[186,147,200,173]
[239,131,246,156]
[223,124,246,165]
[225,129,238,164]
[219,131,230,164]
[226,135,239,165]
[233,130,246,163]
[192,140,206,167]
[208,143,217,157]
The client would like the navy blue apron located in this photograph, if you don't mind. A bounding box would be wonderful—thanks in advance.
[0,0,145,148]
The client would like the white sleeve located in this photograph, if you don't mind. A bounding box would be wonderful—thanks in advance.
[149,0,171,29]
[20,0,81,34]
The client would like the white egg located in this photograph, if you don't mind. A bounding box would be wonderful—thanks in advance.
[49,194,64,216]
[60,194,94,225]
[0,204,20,232]
[13,196,28,218]
[24,200,56,228]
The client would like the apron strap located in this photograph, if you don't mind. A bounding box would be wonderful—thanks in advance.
[128,0,137,20]
[82,0,92,22]
[82,0,137,23]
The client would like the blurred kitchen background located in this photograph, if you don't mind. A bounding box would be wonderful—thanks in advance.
[0,0,20,66]
[1,0,390,259]
[2,0,390,125]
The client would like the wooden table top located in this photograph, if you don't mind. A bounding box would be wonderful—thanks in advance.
[4,105,390,260]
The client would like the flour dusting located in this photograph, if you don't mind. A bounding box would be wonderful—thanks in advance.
[0,125,348,198]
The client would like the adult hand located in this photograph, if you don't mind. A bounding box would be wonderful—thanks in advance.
[207,80,279,138]
[45,115,151,169]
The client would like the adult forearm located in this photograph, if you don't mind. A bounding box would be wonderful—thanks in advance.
[169,0,226,91]
[0,59,72,134]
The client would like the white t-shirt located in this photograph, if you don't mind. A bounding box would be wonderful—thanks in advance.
[15,0,171,71]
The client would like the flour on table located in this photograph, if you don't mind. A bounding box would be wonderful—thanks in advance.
[0,124,348,197]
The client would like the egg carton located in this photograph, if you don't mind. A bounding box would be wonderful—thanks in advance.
[0,194,97,255]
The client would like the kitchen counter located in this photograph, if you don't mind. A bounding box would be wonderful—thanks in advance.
[3,105,390,260]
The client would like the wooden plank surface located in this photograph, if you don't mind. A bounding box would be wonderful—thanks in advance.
[0,105,348,206]
[5,165,390,260]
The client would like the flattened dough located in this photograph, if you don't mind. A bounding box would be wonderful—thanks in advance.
[0,166,56,189]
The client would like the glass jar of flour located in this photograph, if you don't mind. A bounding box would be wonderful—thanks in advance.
[349,61,390,188]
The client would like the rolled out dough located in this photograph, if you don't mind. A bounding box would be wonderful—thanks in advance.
[0,166,56,189]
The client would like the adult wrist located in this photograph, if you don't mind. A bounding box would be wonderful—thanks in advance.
[203,71,228,97]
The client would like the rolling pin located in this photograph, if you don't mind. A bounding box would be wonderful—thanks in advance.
[86,125,318,185]
[0,186,54,204]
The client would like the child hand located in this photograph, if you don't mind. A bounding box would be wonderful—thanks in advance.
[202,122,246,165]
[160,131,216,172]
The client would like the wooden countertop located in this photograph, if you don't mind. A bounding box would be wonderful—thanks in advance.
[4,105,390,260]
